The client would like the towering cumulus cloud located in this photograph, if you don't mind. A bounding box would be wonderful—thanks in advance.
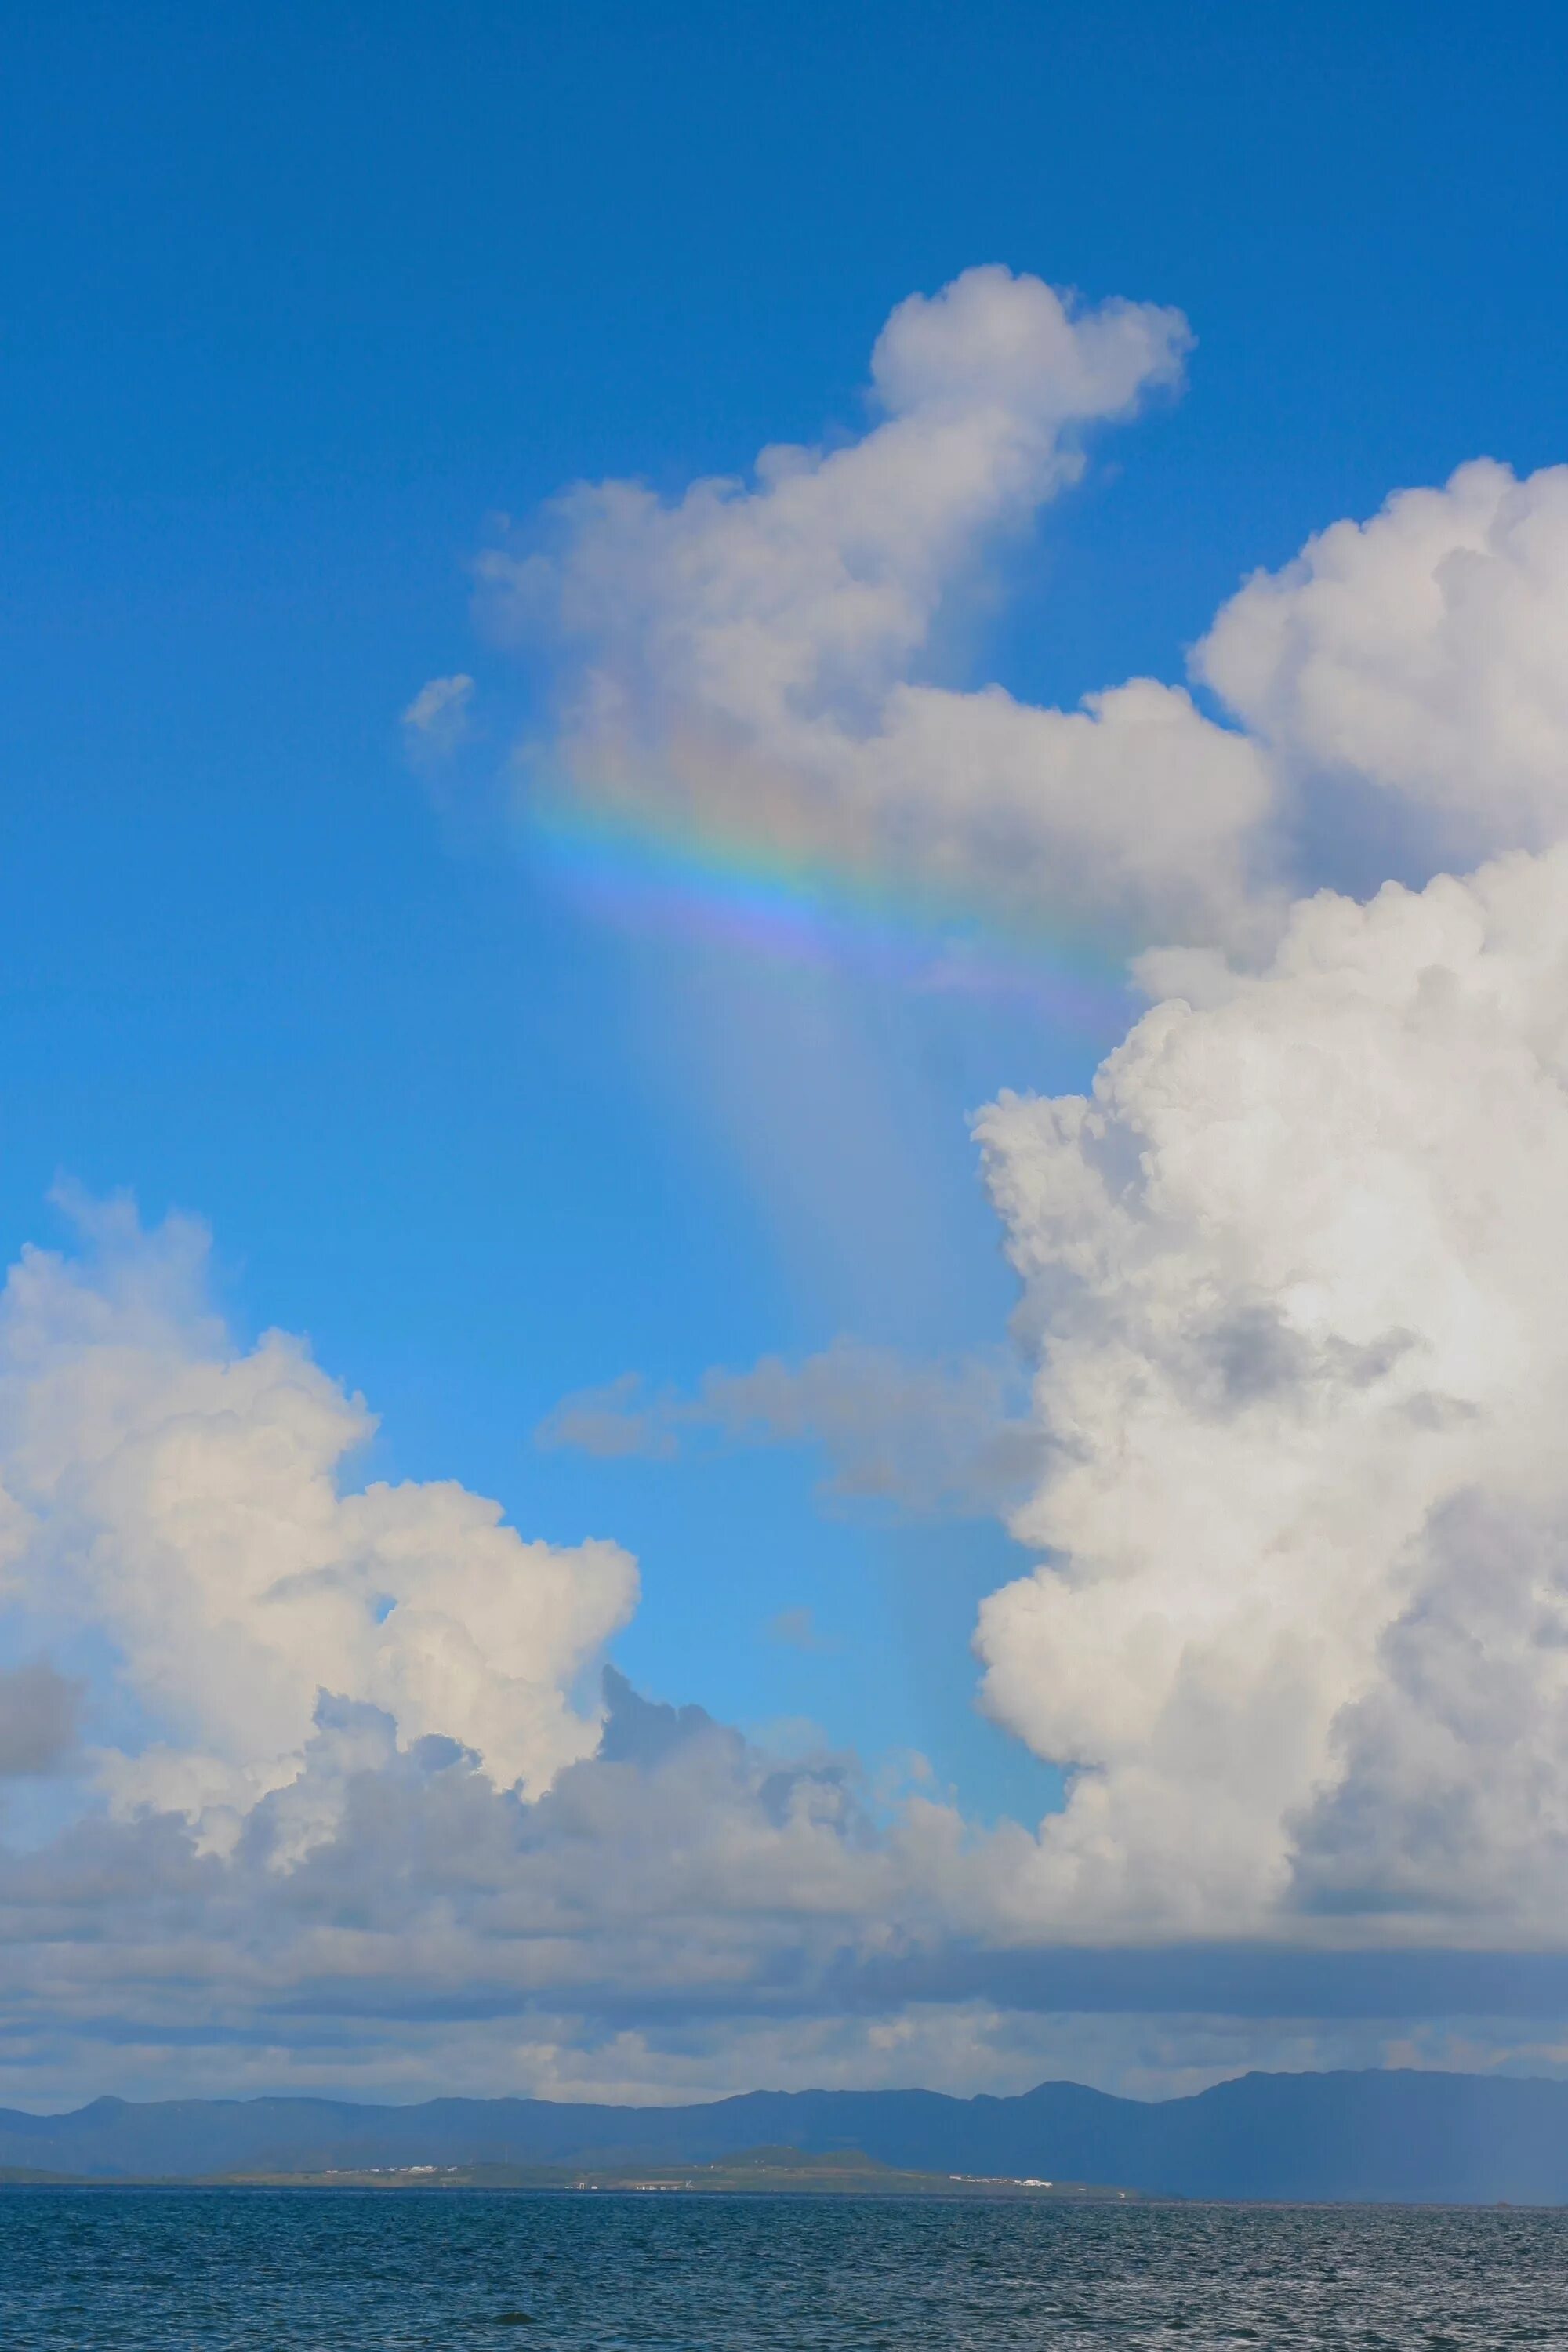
[977,851,1568,1937]
[486,267,1277,950]
[0,1200,636,1849]
[967,458,1568,1939]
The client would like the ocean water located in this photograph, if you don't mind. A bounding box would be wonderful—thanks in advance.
[2,2187,1565,2350]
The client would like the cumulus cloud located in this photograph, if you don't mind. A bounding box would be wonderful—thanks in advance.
[0,1197,635,1849]
[0,1202,1021,2100]
[498,285,1568,971]
[972,847,1568,1938]
[490,286,1568,1957]
[0,1206,1036,2096]
[537,1339,1042,1515]
[3,1650,1539,2109]
[24,274,1568,2097]
[484,266,1280,953]
[1200,459,1568,863]
[0,1656,955,2103]
[476,275,1568,1965]
[5,1185,1568,2096]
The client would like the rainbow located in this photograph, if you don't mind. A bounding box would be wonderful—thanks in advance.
[524,791,1134,1036]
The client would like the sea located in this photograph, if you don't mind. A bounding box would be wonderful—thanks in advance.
[2,2187,1565,2350]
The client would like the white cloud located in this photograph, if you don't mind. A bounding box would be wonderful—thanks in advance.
[0,1198,635,1849]
[488,289,1568,1955]
[1199,459,1568,862]
[498,302,1568,970]
[973,846,1568,1937]
[484,267,1280,953]
[478,280,1568,1961]
[5,1188,1568,2092]
[24,278,1568,2093]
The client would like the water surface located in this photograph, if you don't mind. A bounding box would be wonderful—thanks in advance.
[2,2186,1564,2349]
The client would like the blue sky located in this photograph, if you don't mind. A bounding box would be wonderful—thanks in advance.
[8,1,1568,2103]
[0,0,1557,1765]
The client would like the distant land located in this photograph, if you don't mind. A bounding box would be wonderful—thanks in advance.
[200,2145,1138,2199]
[3,2073,1568,2203]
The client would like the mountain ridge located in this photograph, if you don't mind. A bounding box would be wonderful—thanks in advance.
[3,2070,1568,2201]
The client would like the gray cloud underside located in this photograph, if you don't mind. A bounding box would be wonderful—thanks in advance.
[0,1661,81,1777]
[5,1673,1567,2107]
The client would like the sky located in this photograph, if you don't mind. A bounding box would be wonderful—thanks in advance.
[7,0,1568,2107]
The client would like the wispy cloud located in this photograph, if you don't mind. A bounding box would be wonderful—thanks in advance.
[538,1338,1042,1517]
[768,1607,837,1653]
[400,671,474,759]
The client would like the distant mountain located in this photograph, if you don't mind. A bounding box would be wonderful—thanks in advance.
[2,2071,1567,2201]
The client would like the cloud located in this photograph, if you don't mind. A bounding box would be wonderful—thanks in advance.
[971,845,1568,1938]
[26,276,1568,2098]
[536,1368,680,1462]
[0,1657,945,2102]
[490,285,1568,1965]
[9,1682,1568,2111]
[3,1184,1567,2094]
[498,307,1568,1956]
[1199,459,1568,864]
[0,1196,636,1849]
[3,1653,1555,2110]
[537,1338,1043,1515]
[769,1608,834,1653]
[0,1661,81,1777]
[400,673,474,757]
[483,267,1281,953]
[0,1203,1011,2100]
[498,297,1568,974]
[0,1207,1017,2096]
